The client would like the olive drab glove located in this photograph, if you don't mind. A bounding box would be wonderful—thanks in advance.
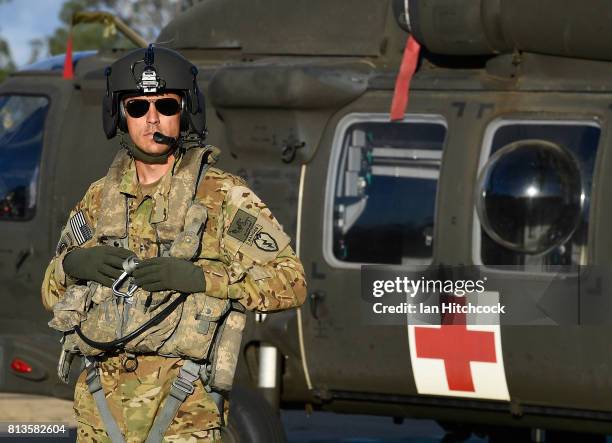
[132,257,206,293]
[63,245,134,287]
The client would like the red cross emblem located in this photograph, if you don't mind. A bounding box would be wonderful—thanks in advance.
[413,296,497,392]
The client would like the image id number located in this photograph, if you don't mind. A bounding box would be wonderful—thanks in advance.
[2,423,68,437]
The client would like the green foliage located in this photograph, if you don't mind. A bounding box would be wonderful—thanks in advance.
[44,0,185,59]
[48,22,135,55]
[0,0,14,81]
[0,37,15,83]
[48,0,137,56]
[0,70,11,83]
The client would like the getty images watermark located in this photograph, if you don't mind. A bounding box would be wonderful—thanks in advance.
[371,275,506,315]
[360,265,612,326]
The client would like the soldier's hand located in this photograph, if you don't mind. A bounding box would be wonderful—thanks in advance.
[63,245,134,287]
[132,257,206,293]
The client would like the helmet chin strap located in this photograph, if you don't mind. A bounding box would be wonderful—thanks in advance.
[120,134,180,164]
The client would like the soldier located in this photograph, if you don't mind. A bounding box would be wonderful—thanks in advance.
[40,45,307,442]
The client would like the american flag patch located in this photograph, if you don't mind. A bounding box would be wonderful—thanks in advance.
[69,210,93,245]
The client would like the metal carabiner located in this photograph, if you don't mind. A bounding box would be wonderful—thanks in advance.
[112,256,140,303]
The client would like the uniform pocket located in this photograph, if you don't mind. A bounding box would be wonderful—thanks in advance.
[170,202,208,260]
[158,294,230,360]
[48,284,90,332]
[77,286,120,356]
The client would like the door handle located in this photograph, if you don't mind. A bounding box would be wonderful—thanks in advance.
[309,290,326,320]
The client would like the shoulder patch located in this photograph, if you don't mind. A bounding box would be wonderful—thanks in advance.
[69,210,93,245]
[55,232,74,255]
[223,185,290,264]
[228,209,257,242]
[254,231,279,252]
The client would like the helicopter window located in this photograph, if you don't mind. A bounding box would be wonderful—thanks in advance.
[0,95,49,220]
[475,120,600,270]
[330,114,446,266]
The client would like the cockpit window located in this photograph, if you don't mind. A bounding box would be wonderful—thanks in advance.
[475,120,600,270]
[328,114,446,266]
[0,95,49,220]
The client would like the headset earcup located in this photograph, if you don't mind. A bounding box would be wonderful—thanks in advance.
[102,94,118,139]
[187,90,207,138]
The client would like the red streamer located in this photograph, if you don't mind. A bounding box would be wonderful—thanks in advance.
[390,35,421,121]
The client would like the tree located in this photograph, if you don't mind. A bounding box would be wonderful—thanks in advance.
[47,0,137,56]
[0,37,15,83]
[0,0,15,82]
[43,0,189,59]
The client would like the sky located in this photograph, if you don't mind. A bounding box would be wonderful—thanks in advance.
[0,0,63,67]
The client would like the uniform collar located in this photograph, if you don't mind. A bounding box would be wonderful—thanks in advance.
[119,158,139,197]
[119,156,185,224]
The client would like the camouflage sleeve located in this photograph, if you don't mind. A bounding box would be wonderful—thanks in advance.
[40,179,104,312]
[198,185,307,312]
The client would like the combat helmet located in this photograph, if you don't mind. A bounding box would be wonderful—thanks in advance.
[102,44,207,147]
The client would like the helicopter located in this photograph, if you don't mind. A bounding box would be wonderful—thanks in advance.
[1,0,612,441]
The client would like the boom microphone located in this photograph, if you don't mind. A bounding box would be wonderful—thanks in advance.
[153,131,177,145]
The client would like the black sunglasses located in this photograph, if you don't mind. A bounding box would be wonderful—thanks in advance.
[124,98,181,118]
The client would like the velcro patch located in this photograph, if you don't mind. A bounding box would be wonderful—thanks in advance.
[55,232,73,255]
[228,209,257,242]
[236,212,290,264]
[69,210,93,245]
[254,232,278,252]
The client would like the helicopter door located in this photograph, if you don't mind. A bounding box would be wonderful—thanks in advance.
[0,94,51,281]
[299,112,447,395]
[470,117,608,411]
[0,90,58,386]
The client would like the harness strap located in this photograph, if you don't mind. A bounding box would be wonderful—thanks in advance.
[194,149,210,196]
[84,358,126,443]
[144,360,202,443]
[84,358,210,443]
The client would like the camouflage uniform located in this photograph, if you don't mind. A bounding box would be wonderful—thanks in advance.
[41,148,307,442]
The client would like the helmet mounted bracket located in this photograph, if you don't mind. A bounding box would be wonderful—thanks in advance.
[130,44,165,94]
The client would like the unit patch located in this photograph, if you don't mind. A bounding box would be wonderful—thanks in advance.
[228,209,257,242]
[69,210,93,245]
[55,232,73,255]
[223,187,291,264]
[254,232,278,252]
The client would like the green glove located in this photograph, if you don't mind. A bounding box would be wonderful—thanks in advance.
[63,245,134,287]
[132,257,206,293]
